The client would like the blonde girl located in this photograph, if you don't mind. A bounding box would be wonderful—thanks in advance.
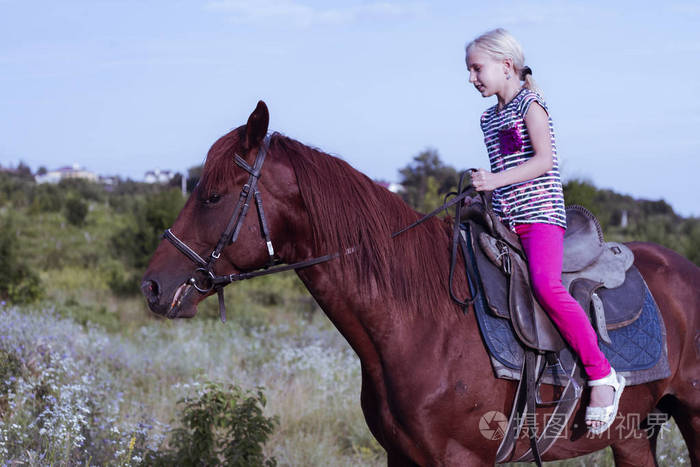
[465,28,625,434]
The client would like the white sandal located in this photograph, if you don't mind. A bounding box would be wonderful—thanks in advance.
[585,368,626,434]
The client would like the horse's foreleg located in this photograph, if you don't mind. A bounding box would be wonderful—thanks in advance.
[668,399,700,467]
[610,436,657,467]
[646,407,665,467]
[360,365,430,466]
[386,451,421,467]
[665,327,700,465]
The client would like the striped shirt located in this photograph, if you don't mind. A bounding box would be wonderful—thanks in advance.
[480,87,567,232]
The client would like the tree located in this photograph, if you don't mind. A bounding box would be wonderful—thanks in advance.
[168,172,184,190]
[16,161,33,180]
[398,149,459,212]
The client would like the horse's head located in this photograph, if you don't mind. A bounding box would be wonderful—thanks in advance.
[141,101,310,318]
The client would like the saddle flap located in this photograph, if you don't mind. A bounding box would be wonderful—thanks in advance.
[508,252,566,352]
[474,228,565,352]
[597,266,646,329]
[470,227,511,319]
[508,255,538,346]
[569,266,646,337]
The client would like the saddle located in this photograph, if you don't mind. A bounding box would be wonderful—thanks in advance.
[464,200,645,352]
[458,195,647,465]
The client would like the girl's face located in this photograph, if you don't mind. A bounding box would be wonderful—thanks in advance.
[466,47,509,97]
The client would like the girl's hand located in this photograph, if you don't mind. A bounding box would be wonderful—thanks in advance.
[472,168,498,191]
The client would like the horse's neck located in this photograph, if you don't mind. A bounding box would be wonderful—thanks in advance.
[294,244,467,361]
[296,266,393,333]
[280,145,470,355]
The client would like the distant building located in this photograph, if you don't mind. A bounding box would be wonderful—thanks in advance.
[99,175,118,185]
[374,180,403,194]
[35,164,98,184]
[620,210,628,228]
[99,175,119,189]
[144,169,174,184]
[388,182,403,194]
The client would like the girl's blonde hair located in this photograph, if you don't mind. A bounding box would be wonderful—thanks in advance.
[465,28,542,95]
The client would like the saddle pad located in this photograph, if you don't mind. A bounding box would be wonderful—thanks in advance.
[462,225,671,387]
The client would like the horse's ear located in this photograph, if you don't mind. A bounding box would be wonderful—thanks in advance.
[243,100,269,152]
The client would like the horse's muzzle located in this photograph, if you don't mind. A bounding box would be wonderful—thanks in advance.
[141,279,166,315]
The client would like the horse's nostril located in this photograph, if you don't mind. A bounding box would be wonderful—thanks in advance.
[141,279,160,301]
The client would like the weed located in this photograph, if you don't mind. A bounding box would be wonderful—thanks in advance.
[144,382,278,466]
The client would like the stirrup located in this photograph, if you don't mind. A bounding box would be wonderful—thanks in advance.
[535,355,582,406]
[585,368,626,434]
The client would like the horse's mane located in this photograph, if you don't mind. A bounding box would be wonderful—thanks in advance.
[271,133,467,318]
[200,128,466,318]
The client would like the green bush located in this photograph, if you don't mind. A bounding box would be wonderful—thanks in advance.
[65,195,88,226]
[59,178,106,203]
[0,172,34,208]
[0,214,43,304]
[145,382,278,467]
[105,259,142,296]
[111,188,185,269]
[684,222,700,265]
[29,183,63,214]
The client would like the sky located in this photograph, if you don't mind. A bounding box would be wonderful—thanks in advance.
[1,0,699,217]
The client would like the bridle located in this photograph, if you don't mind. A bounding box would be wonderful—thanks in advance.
[162,134,476,322]
[162,135,337,322]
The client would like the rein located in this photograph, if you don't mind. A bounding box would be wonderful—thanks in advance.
[164,138,477,321]
[392,169,477,238]
[392,169,480,309]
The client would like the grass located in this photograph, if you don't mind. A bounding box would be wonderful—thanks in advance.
[0,292,691,466]
[0,300,386,466]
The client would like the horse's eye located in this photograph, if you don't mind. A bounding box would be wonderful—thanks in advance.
[204,194,221,205]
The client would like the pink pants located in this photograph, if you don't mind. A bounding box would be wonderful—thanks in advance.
[515,223,611,380]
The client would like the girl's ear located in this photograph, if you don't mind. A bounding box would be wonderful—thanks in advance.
[503,58,514,73]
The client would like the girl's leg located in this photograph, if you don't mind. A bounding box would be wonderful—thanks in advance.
[514,223,611,380]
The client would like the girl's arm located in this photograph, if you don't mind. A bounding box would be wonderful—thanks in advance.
[473,102,554,191]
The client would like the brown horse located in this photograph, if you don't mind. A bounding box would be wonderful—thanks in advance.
[142,101,700,466]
